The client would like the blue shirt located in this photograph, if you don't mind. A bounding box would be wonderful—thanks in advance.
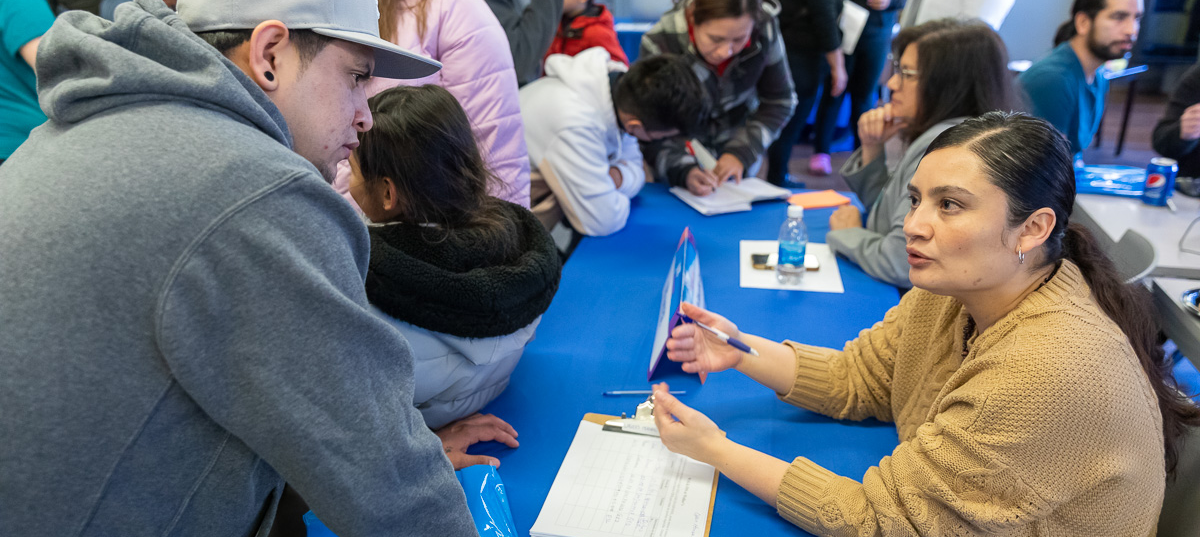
[0,0,54,159]
[1018,42,1108,156]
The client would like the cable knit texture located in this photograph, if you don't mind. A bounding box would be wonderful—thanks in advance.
[774,260,1165,536]
[332,0,531,207]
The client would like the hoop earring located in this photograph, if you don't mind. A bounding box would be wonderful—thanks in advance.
[1017,248,1025,265]
[264,71,275,82]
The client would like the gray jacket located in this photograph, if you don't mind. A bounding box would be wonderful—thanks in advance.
[486,0,562,86]
[827,118,962,288]
[0,2,476,536]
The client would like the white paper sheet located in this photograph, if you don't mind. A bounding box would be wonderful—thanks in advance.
[839,0,870,55]
[739,241,844,293]
[531,421,717,537]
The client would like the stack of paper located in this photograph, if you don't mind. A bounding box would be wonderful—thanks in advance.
[531,418,718,537]
[670,178,790,216]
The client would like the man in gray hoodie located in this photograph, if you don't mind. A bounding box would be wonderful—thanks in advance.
[0,0,478,535]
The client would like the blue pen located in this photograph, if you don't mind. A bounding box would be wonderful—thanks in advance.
[680,314,760,357]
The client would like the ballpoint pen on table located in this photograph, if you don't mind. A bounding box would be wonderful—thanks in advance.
[679,314,761,357]
[602,390,686,396]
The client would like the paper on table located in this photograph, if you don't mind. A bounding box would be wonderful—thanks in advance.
[787,189,851,209]
[530,420,717,537]
[670,178,790,216]
[839,0,869,55]
[739,241,844,293]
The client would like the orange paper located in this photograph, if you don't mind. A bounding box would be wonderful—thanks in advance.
[787,189,852,209]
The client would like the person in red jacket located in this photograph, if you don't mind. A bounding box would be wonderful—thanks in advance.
[544,0,629,67]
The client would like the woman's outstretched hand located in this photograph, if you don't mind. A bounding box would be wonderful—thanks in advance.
[652,382,725,463]
[666,302,745,374]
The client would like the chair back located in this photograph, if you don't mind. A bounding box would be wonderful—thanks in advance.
[1111,229,1157,283]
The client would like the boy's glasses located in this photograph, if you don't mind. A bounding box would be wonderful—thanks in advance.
[892,60,919,89]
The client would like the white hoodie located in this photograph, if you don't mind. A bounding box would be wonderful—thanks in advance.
[519,47,645,236]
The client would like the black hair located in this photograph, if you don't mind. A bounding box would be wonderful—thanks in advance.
[195,28,335,68]
[926,111,1200,479]
[1054,0,1109,45]
[895,19,1015,143]
[614,54,710,136]
[689,0,763,26]
[353,85,520,263]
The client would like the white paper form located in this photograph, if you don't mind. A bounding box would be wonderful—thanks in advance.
[531,421,717,537]
[739,240,844,293]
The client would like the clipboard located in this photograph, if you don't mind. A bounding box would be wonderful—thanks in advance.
[530,413,720,537]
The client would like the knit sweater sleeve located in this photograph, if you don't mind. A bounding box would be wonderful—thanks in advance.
[776,287,1165,535]
[777,298,906,423]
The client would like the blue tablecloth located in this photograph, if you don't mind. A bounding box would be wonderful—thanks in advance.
[479,183,902,536]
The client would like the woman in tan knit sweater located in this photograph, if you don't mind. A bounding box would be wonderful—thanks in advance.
[653,111,1200,535]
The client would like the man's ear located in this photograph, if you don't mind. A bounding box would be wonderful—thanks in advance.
[237,20,290,91]
[1074,10,1093,38]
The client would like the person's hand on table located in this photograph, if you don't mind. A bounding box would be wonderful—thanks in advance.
[686,166,720,196]
[867,0,890,9]
[1180,103,1200,141]
[712,153,745,185]
[652,382,726,462]
[829,205,863,230]
[435,413,519,469]
[666,302,745,373]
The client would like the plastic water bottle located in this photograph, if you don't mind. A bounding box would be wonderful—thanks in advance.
[776,205,808,285]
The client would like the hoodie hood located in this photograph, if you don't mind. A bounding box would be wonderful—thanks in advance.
[36,0,290,148]
[542,47,624,127]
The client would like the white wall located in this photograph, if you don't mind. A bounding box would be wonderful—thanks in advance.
[997,0,1076,62]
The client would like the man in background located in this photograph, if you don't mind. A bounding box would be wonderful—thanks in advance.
[1018,0,1143,160]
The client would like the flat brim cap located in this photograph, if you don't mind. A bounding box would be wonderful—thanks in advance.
[177,0,441,79]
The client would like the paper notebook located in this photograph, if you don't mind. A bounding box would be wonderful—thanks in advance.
[530,414,719,537]
[669,178,791,216]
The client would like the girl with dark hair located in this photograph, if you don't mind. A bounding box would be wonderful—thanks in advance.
[332,0,531,211]
[639,0,797,196]
[648,111,1199,535]
[348,85,562,468]
[826,19,1013,288]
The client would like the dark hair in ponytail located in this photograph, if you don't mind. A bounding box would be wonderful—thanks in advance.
[926,111,1200,478]
[1054,0,1108,45]
[354,85,520,264]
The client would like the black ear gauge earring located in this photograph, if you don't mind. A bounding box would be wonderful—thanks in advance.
[264,71,275,82]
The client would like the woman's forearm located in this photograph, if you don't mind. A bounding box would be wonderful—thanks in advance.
[733,334,799,395]
[703,437,791,507]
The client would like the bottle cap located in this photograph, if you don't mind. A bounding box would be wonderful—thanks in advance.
[787,205,804,219]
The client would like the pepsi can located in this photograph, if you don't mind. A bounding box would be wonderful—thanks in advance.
[1142,157,1177,206]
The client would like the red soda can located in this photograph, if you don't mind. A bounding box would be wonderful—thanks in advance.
[1142,157,1177,207]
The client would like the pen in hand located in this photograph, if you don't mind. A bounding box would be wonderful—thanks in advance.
[679,314,760,357]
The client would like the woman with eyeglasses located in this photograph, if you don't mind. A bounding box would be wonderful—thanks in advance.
[825,19,1014,288]
[652,111,1200,535]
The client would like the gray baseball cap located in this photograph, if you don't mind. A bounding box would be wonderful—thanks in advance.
[176,0,441,79]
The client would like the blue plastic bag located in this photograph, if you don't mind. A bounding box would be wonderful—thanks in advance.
[1075,164,1145,198]
[301,465,515,537]
[457,464,516,537]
